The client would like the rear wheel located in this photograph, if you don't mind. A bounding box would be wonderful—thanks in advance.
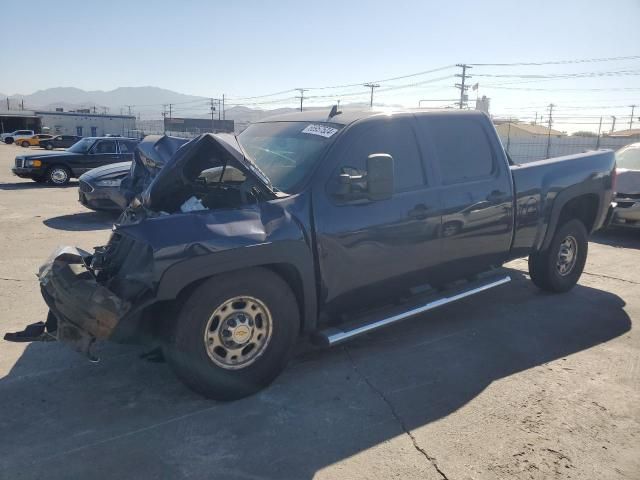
[21,140,30,147]
[165,268,300,400]
[528,219,588,293]
[45,144,53,150]
[47,166,71,186]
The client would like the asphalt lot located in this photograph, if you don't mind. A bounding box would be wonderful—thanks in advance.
[0,141,638,480]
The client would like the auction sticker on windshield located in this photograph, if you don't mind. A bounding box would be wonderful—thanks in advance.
[301,124,339,138]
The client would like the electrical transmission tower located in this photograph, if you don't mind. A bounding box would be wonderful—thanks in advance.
[455,64,472,109]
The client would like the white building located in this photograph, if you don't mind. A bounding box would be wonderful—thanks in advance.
[35,110,136,137]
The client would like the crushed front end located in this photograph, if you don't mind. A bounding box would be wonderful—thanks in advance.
[34,228,156,359]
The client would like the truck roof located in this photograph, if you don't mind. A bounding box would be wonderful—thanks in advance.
[258,108,488,126]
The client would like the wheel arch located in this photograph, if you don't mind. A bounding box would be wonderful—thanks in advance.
[155,244,318,336]
[539,187,604,252]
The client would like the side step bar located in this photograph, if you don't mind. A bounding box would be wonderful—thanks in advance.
[315,274,511,347]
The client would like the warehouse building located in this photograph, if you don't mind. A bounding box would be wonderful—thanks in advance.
[164,117,234,135]
[0,109,136,137]
[37,110,136,137]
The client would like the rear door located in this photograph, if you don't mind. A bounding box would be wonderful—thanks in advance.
[116,140,136,161]
[414,113,514,280]
[312,115,442,312]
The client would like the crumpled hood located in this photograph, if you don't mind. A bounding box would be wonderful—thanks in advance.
[141,133,274,211]
[616,168,640,196]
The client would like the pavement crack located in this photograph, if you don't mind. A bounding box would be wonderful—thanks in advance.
[582,270,640,285]
[343,347,449,480]
[0,277,25,282]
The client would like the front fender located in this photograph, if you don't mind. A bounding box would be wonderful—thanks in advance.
[125,199,319,332]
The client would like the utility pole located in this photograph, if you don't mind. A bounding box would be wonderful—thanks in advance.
[296,88,308,112]
[455,64,472,109]
[363,83,380,107]
[168,103,172,120]
[545,103,554,159]
[125,105,133,116]
[161,105,168,133]
[534,112,538,125]
[629,105,636,130]
[596,116,602,149]
[6,98,9,110]
[214,98,216,133]
[222,94,225,120]
[610,115,617,133]
[92,105,97,114]
[20,99,24,110]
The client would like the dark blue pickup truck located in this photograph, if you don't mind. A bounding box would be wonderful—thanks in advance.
[8,109,616,400]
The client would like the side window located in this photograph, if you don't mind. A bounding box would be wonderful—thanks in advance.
[93,140,117,154]
[118,141,137,153]
[422,116,495,184]
[343,120,425,192]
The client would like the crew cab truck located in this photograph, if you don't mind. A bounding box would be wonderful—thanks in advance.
[6,109,615,400]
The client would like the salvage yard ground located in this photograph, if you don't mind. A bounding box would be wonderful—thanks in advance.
[0,141,638,480]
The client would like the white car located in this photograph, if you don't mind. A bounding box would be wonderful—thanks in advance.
[1,129,35,145]
[610,142,640,229]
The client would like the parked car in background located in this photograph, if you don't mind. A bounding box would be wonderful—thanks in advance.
[1,130,35,144]
[38,135,82,150]
[78,135,189,211]
[11,137,140,185]
[8,109,615,400]
[17,134,54,148]
[610,142,640,229]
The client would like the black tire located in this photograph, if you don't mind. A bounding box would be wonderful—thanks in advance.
[5,138,13,144]
[21,140,30,147]
[45,143,53,150]
[47,165,71,186]
[165,267,300,400]
[528,219,588,293]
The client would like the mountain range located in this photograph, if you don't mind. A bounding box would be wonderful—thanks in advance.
[1,86,373,124]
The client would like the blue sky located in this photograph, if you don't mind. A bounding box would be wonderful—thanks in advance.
[1,0,639,130]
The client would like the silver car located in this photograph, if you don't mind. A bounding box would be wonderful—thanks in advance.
[611,142,640,229]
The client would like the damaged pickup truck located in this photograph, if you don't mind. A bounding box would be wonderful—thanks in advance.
[6,109,616,400]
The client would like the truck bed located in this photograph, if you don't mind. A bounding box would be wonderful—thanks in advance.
[509,150,615,257]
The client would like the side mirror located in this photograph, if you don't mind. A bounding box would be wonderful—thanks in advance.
[366,153,394,201]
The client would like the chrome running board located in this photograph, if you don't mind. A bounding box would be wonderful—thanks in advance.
[315,274,511,347]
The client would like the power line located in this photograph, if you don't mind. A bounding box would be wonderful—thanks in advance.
[468,55,640,67]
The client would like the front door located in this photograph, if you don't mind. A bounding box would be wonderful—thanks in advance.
[312,116,442,314]
[83,139,119,172]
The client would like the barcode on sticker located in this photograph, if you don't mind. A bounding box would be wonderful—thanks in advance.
[301,124,338,138]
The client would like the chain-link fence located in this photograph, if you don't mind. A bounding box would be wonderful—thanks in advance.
[498,134,636,163]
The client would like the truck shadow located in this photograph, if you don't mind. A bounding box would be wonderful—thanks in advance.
[0,269,631,479]
[43,211,118,231]
[591,228,639,250]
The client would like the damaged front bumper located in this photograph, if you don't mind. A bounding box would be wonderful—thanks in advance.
[38,246,132,360]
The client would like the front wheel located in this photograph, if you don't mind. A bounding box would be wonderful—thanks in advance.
[528,219,588,293]
[21,141,30,147]
[45,144,53,150]
[47,166,71,186]
[165,268,300,400]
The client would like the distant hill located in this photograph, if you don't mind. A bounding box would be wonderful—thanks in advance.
[2,86,390,127]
